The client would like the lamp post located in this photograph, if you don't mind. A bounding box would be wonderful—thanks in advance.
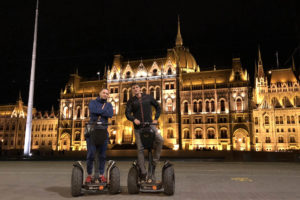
[97,72,101,80]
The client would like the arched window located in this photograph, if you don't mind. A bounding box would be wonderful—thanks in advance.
[84,107,88,118]
[75,132,81,141]
[236,98,242,111]
[76,107,81,119]
[166,98,173,112]
[184,102,189,114]
[63,107,69,119]
[150,88,155,98]
[112,73,117,79]
[278,136,284,143]
[184,130,190,139]
[195,129,202,139]
[287,116,290,124]
[198,101,202,112]
[126,71,131,79]
[207,129,215,139]
[291,116,295,124]
[155,87,160,100]
[211,101,215,112]
[153,69,158,76]
[290,136,296,143]
[220,100,225,112]
[193,102,197,113]
[167,129,174,138]
[167,68,172,75]
[255,117,259,125]
[206,101,210,112]
[221,129,227,138]
[265,116,269,125]
[123,89,128,102]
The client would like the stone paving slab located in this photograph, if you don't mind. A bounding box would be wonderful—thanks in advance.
[0,160,300,200]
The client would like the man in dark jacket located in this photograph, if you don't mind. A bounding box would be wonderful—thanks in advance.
[125,83,163,181]
[85,88,113,183]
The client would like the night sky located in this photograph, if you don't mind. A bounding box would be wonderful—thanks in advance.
[0,0,299,111]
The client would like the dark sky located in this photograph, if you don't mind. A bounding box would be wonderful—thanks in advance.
[0,0,299,111]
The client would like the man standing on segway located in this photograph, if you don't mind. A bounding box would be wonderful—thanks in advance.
[125,82,163,182]
[85,88,113,184]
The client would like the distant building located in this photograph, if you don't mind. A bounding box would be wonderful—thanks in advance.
[253,49,300,151]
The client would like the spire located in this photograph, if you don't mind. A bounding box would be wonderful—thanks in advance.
[257,45,264,77]
[176,15,183,47]
[292,56,296,71]
[254,60,257,76]
[275,51,279,68]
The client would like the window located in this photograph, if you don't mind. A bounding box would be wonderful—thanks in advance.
[193,102,197,113]
[220,100,225,112]
[35,141,38,145]
[114,88,118,93]
[84,107,88,118]
[265,116,269,125]
[281,129,284,132]
[112,73,117,79]
[266,137,271,143]
[290,136,296,143]
[77,107,81,119]
[142,88,147,94]
[255,117,259,125]
[153,69,158,76]
[155,88,160,100]
[266,129,269,133]
[276,116,279,124]
[288,128,291,132]
[236,98,242,111]
[195,130,202,139]
[48,141,52,146]
[167,129,174,138]
[167,68,172,75]
[293,128,295,132]
[287,116,290,124]
[207,130,215,139]
[256,129,258,133]
[123,90,128,102]
[150,88,155,98]
[126,71,131,79]
[198,101,202,112]
[221,130,227,138]
[75,133,81,141]
[184,102,189,114]
[170,83,175,89]
[235,72,241,80]
[291,116,295,124]
[206,101,210,112]
[278,137,284,143]
[184,130,190,139]
[255,137,259,143]
[110,88,114,94]
[168,118,173,123]
[211,101,215,112]
[280,116,283,124]
[165,83,169,90]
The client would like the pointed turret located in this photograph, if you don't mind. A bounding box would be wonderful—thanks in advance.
[176,15,183,47]
[257,45,265,77]
[292,56,296,71]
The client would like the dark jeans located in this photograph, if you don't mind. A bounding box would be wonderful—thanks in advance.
[86,136,108,175]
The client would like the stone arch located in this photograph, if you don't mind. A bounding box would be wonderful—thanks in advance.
[233,128,250,151]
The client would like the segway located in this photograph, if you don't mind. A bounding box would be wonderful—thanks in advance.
[127,122,175,195]
[71,121,120,197]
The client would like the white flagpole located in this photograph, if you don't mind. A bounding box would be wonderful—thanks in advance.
[24,0,39,156]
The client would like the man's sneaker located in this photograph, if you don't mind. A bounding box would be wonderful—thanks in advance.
[99,175,107,183]
[85,175,92,184]
[140,173,147,183]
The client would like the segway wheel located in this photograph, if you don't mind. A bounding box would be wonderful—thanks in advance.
[163,166,175,195]
[109,167,120,194]
[71,166,83,197]
[127,167,139,194]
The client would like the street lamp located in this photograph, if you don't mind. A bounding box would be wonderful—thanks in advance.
[97,72,101,80]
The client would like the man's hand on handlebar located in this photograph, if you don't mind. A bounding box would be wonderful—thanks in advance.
[134,119,141,125]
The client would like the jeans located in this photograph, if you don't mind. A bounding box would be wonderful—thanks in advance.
[86,136,108,175]
[134,125,164,174]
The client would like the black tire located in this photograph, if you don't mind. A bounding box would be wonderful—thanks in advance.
[163,166,175,195]
[127,167,139,194]
[71,166,83,197]
[109,167,120,194]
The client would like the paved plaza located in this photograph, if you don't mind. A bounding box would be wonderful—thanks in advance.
[0,160,300,200]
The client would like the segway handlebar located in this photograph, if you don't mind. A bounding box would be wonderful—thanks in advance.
[139,122,158,126]
[85,121,112,126]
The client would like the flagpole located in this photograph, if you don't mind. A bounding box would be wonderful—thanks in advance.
[24,0,39,156]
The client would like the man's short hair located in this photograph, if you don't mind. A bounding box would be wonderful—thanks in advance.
[100,88,109,93]
[131,82,140,88]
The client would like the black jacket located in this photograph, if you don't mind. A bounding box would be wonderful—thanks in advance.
[125,93,161,129]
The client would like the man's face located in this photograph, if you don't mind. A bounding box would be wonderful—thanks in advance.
[132,84,141,96]
[100,89,109,100]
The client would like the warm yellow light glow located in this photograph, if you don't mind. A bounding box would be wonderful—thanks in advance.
[173,144,179,151]
[113,130,116,135]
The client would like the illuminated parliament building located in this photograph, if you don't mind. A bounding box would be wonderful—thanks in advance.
[0,19,299,152]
